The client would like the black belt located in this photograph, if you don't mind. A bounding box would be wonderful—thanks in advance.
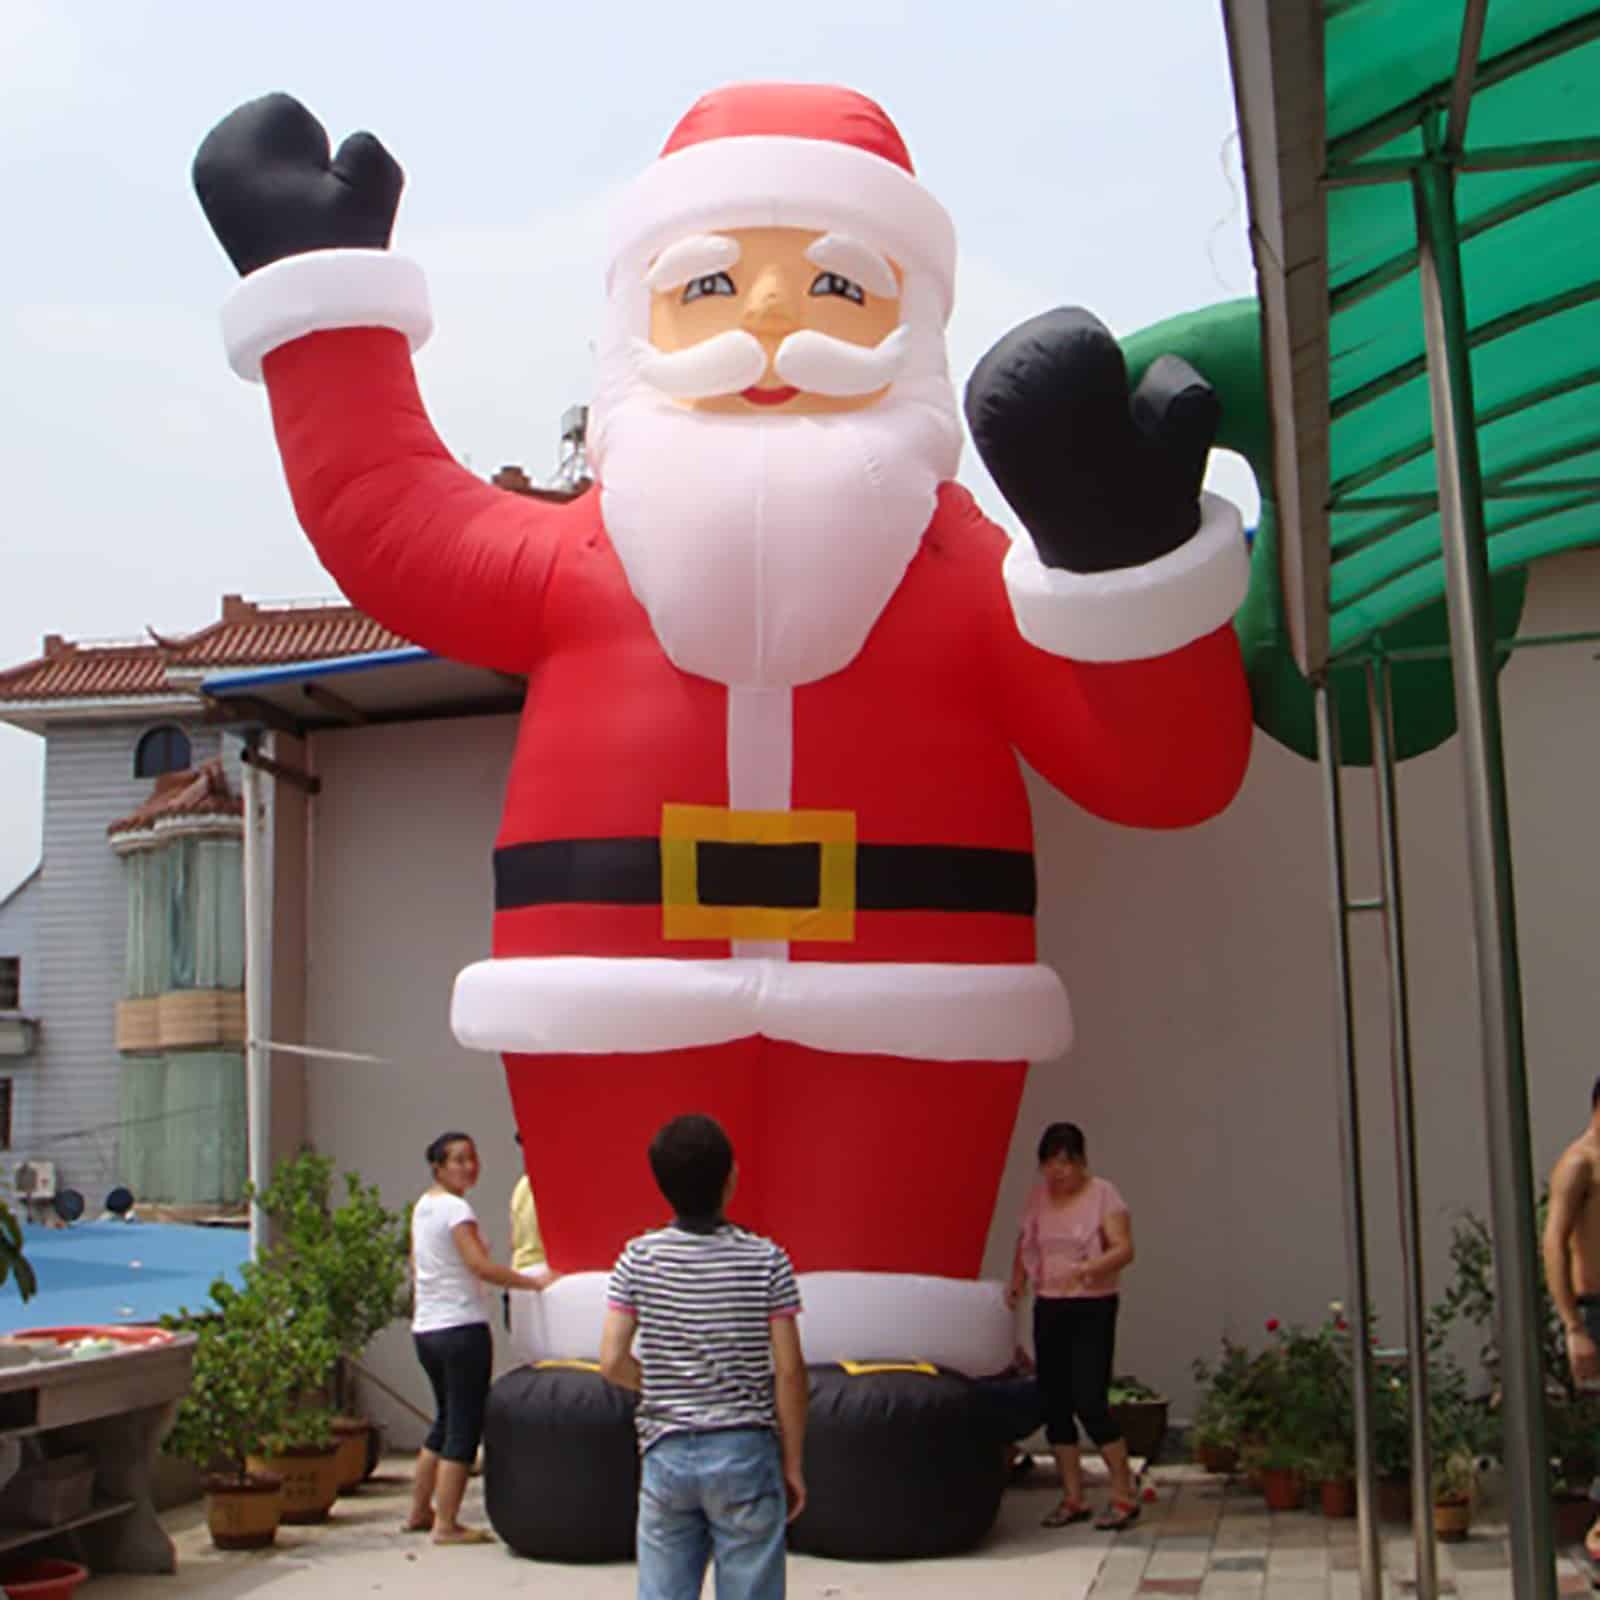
[494,838,1036,916]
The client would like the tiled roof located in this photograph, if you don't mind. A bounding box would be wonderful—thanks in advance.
[107,759,243,847]
[0,596,408,704]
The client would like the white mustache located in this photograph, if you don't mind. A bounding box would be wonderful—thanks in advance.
[630,331,768,400]
[632,326,911,401]
[774,326,910,396]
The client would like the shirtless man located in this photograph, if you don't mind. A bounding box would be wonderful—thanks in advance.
[1541,1077,1600,1557]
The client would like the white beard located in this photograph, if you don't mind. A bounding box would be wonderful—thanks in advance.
[589,287,964,689]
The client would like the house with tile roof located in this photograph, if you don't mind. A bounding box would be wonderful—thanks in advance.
[0,595,407,1212]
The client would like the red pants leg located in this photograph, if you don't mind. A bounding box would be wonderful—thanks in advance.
[501,1039,763,1272]
[757,1041,1027,1278]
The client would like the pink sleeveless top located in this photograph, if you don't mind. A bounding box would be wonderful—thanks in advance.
[1019,1176,1127,1299]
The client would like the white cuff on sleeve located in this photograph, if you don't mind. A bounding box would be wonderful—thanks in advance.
[1003,490,1249,663]
[220,248,432,382]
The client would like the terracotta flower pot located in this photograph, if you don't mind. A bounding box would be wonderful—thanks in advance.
[331,1418,371,1495]
[1197,1442,1238,1475]
[247,1446,340,1525]
[1320,1477,1356,1519]
[1433,1494,1471,1543]
[1260,1467,1305,1511]
[1110,1399,1168,1464]
[204,1472,282,1551]
[1375,1477,1412,1524]
[0,1558,91,1599]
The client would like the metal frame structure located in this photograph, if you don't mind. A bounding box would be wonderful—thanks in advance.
[1224,4,1600,1596]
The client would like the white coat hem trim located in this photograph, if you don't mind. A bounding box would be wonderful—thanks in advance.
[451,956,1071,1061]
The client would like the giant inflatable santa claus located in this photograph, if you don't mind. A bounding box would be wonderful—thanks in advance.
[195,83,1251,1368]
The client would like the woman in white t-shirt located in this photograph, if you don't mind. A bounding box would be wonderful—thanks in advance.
[405,1130,554,1545]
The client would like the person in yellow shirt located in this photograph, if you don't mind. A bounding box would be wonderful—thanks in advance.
[507,1133,546,1327]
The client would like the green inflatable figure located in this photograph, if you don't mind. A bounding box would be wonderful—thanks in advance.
[1120,299,1526,766]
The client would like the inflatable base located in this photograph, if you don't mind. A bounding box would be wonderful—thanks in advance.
[484,1360,1017,1564]
[483,1363,639,1562]
[789,1364,1010,1559]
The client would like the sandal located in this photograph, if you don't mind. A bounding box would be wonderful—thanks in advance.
[432,1526,495,1546]
[1041,1500,1091,1528]
[400,1515,434,1534]
[1094,1499,1142,1532]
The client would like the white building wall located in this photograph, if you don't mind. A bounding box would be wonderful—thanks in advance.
[0,869,41,1012]
[301,549,1600,1436]
[31,721,222,1200]
[0,868,42,1158]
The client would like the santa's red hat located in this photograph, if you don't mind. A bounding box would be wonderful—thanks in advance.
[607,83,957,319]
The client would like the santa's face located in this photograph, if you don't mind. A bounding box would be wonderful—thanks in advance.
[590,224,962,688]
[645,227,904,416]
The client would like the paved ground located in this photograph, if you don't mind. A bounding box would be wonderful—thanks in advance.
[86,1457,1597,1598]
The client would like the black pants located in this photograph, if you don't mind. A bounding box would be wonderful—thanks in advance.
[414,1321,493,1464]
[1033,1295,1122,1448]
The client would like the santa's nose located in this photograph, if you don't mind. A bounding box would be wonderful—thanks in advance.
[743,267,800,335]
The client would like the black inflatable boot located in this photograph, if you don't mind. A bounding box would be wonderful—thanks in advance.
[483,1363,639,1561]
[788,1364,1009,1559]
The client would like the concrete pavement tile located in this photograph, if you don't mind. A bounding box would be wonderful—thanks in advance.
[1156,1536,1221,1553]
[1100,1548,1153,1583]
[1139,1582,1204,1596]
[1199,1583,1264,1599]
[1443,1539,1507,1569]
[1266,1551,1330,1577]
[1211,1556,1267,1573]
[1257,1581,1329,1600]
[1144,1551,1211,1581]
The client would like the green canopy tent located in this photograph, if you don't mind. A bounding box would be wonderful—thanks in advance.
[1221,5,1600,1597]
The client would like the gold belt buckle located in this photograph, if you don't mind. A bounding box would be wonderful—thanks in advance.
[660,803,856,942]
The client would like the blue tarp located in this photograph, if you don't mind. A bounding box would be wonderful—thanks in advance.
[0,1220,249,1333]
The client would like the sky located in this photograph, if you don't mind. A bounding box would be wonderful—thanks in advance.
[0,0,1259,898]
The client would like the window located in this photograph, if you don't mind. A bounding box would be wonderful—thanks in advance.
[134,725,191,779]
[0,959,16,1012]
[0,1079,13,1150]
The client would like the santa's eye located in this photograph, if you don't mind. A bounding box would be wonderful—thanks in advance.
[810,271,865,305]
[682,272,736,303]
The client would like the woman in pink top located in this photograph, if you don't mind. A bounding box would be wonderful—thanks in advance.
[1006,1122,1138,1531]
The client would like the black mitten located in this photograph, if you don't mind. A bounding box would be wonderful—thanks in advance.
[964,307,1220,573]
[193,93,403,278]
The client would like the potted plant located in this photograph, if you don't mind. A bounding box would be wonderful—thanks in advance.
[1364,1356,1415,1524]
[247,1398,342,1526]
[1190,1340,1252,1474]
[1430,1198,1593,1542]
[1252,1441,1308,1511]
[1107,1374,1167,1463]
[1432,1448,1475,1542]
[249,1150,409,1491]
[1309,1438,1355,1518]
[164,1272,308,1549]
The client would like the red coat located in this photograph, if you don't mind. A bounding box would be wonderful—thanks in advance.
[261,326,1252,1066]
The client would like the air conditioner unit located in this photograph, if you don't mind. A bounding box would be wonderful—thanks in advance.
[13,1161,55,1202]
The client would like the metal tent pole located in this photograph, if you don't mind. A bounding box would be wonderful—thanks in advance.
[241,743,269,1261]
[1413,156,1555,1600]
[1367,660,1438,1599]
[1315,684,1383,1600]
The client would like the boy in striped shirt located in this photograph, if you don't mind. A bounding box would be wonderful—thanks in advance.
[601,1114,807,1600]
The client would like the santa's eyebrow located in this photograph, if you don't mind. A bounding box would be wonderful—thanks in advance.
[805,234,899,299]
[646,235,741,292]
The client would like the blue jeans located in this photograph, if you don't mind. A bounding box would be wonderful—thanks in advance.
[637,1428,786,1600]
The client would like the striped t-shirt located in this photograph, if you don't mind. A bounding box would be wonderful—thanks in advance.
[607,1221,802,1452]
